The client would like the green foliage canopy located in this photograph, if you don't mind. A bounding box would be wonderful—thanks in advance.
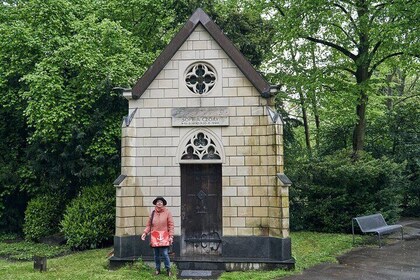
[263,0,420,154]
[0,0,154,231]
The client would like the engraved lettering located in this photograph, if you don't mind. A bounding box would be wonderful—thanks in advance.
[172,107,229,127]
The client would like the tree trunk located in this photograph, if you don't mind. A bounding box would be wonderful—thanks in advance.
[352,64,370,156]
[352,1,370,156]
[352,91,367,154]
[310,47,320,150]
[289,45,312,153]
[298,87,312,153]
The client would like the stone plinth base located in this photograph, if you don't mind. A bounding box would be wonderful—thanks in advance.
[109,235,294,271]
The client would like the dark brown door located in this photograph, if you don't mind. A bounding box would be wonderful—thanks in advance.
[181,164,222,256]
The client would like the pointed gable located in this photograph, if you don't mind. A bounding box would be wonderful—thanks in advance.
[131,8,271,99]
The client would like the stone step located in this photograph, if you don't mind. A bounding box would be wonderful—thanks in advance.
[178,270,224,279]
[175,258,226,271]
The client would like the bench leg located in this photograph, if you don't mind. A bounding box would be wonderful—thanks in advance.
[401,227,404,241]
[378,234,382,248]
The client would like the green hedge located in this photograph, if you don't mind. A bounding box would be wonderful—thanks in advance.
[60,184,115,250]
[289,150,407,232]
[23,195,64,241]
[401,160,420,217]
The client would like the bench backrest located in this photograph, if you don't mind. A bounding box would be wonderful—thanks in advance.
[354,214,387,232]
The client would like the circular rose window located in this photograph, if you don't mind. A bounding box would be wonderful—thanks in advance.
[185,63,216,94]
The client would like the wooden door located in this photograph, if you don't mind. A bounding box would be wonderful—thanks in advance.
[181,164,222,256]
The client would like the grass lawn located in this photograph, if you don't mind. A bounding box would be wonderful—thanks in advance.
[0,232,363,280]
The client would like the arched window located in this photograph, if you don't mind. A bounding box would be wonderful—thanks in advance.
[181,132,220,160]
[178,130,224,163]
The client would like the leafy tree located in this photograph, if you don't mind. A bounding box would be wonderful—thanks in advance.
[172,0,276,68]
[98,0,179,51]
[212,1,276,68]
[371,63,420,216]
[0,0,151,231]
[0,1,37,231]
[260,0,419,224]
[264,0,419,156]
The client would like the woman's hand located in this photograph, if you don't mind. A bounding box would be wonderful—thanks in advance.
[141,233,147,240]
[169,236,173,244]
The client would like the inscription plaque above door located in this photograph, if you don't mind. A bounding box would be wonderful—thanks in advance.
[172,107,229,127]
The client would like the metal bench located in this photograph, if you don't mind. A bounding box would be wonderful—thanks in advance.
[352,213,403,247]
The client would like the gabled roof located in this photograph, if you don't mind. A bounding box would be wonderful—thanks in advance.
[131,8,271,99]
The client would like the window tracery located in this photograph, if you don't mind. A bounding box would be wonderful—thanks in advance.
[185,63,216,94]
[181,132,221,160]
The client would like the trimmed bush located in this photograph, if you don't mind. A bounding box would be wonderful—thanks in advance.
[289,150,407,232]
[23,195,64,241]
[61,184,115,250]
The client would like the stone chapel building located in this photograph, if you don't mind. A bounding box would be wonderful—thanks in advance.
[110,8,293,271]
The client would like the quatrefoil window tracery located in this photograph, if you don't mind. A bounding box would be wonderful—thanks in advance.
[181,132,221,160]
[185,63,216,94]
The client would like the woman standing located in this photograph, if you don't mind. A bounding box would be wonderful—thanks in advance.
[141,196,174,276]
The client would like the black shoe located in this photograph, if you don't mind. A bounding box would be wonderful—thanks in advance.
[155,269,160,275]
[167,269,172,276]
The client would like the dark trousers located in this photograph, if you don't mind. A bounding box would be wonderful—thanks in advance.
[153,246,170,271]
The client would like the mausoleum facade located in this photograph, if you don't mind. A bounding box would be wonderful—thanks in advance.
[111,8,293,271]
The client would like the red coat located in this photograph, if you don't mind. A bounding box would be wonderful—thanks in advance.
[143,207,174,237]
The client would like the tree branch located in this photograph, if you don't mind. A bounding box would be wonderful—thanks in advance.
[394,92,420,106]
[333,3,359,36]
[406,75,419,93]
[343,67,356,75]
[338,0,357,5]
[370,2,388,25]
[321,84,339,92]
[369,52,404,75]
[331,23,358,46]
[373,2,387,9]
[272,2,286,17]
[305,36,357,60]
[369,41,382,61]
